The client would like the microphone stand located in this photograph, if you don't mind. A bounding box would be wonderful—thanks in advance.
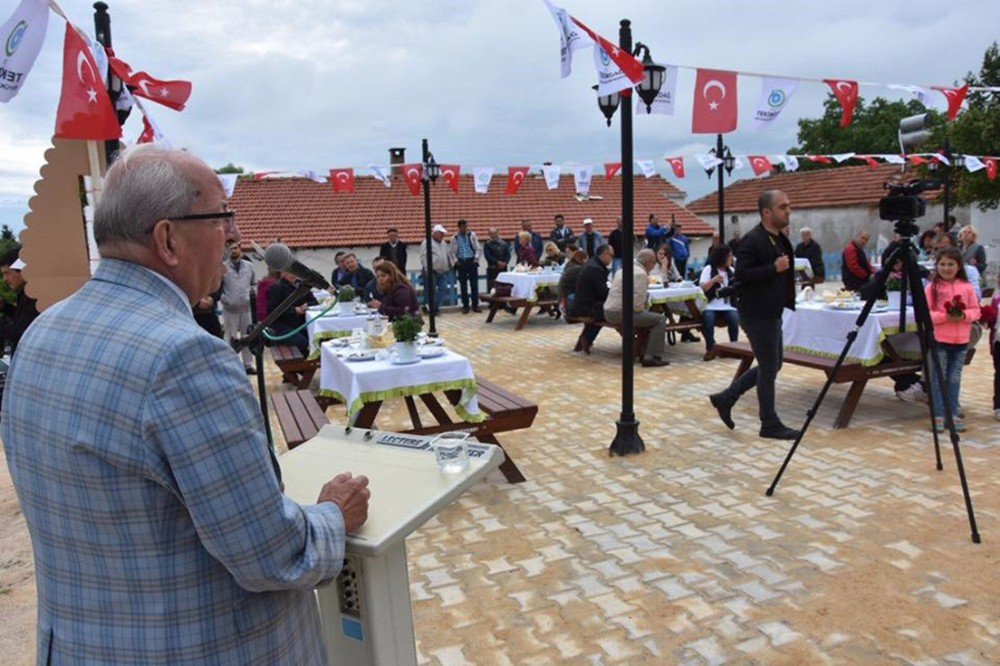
[233,281,314,485]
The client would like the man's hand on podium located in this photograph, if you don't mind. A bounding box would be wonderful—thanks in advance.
[319,473,371,534]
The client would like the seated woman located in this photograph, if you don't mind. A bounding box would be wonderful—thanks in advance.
[558,249,588,315]
[516,231,539,267]
[539,241,566,267]
[368,261,419,320]
[699,245,739,361]
[651,243,681,283]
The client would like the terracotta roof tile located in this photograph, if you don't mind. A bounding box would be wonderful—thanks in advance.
[230,174,710,249]
[686,164,939,215]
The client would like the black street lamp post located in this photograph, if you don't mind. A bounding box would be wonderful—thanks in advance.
[704,135,736,241]
[600,20,664,457]
[92,3,128,166]
[421,138,441,337]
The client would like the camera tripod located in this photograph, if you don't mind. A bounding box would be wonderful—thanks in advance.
[766,220,981,544]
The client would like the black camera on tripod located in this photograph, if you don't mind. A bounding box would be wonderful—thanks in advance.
[878,179,940,222]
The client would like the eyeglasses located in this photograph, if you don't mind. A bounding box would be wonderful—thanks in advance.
[147,211,237,235]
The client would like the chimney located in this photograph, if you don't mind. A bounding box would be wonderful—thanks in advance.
[389,147,406,178]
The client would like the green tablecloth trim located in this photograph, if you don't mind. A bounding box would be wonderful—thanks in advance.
[784,321,921,367]
[317,378,486,425]
[308,330,352,360]
[648,292,707,306]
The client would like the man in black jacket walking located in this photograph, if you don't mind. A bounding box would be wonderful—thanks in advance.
[709,190,800,440]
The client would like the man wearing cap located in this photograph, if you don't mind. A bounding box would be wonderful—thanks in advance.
[0,246,40,357]
[579,219,604,259]
[449,219,482,314]
[420,224,452,315]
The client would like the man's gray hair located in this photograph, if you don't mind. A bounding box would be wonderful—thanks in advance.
[800,227,812,235]
[93,144,205,247]
[636,248,656,266]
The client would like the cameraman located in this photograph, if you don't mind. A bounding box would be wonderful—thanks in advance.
[709,190,799,440]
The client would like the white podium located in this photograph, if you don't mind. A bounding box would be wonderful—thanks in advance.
[280,424,503,666]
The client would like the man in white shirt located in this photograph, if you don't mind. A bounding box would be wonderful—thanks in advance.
[602,249,668,367]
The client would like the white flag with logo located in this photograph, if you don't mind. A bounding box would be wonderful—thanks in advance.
[473,167,494,194]
[636,160,657,178]
[888,83,929,105]
[964,155,986,173]
[296,169,327,183]
[541,164,561,190]
[731,155,745,171]
[695,153,722,171]
[573,165,593,195]
[777,155,800,172]
[751,77,798,130]
[880,154,905,165]
[0,0,49,102]
[830,152,855,163]
[637,64,678,115]
[218,173,238,197]
[541,0,591,78]
[369,165,391,187]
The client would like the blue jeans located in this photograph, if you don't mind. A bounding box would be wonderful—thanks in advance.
[423,271,448,314]
[702,309,739,351]
[455,259,479,309]
[929,342,967,418]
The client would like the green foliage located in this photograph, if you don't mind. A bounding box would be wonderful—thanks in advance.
[946,41,1000,211]
[391,314,423,343]
[215,163,245,175]
[337,285,356,302]
[0,226,18,304]
[0,225,14,241]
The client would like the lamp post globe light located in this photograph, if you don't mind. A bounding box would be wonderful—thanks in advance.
[596,20,664,457]
[421,139,441,337]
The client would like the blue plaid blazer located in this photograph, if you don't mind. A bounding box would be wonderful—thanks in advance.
[3,259,345,664]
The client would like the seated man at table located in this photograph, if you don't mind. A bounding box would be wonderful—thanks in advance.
[794,227,825,283]
[361,256,386,302]
[841,230,873,291]
[267,271,317,355]
[571,244,613,354]
[603,249,669,367]
[337,253,375,292]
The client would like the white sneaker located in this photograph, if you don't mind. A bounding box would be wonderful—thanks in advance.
[896,384,928,404]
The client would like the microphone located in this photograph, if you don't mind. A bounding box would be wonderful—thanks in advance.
[264,243,330,290]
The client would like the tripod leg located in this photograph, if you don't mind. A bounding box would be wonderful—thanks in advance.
[902,262,943,470]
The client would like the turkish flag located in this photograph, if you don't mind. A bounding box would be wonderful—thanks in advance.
[506,167,530,195]
[856,155,879,169]
[604,162,621,179]
[932,84,969,121]
[906,155,928,165]
[692,69,738,134]
[252,171,278,180]
[570,16,644,94]
[54,26,121,140]
[665,157,685,178]
[984,158,997,181]
[440,164,461,193]
[329,168,355,193]
[806,155,833,164]
[108,54,192,111]
[824,79,859,128]
[137,116,155,144]
[748,156,773,176]
[401,163,423,196]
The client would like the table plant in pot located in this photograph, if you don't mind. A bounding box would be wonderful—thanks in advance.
[885,273,904,309]
[391,314,423,363]
[336,285,356,315]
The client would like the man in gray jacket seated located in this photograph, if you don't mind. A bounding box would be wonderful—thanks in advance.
[603,248,669,367]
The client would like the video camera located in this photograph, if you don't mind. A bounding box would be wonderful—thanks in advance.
[878,179,940,221]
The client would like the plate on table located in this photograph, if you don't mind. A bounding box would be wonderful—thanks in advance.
[329,338,351,348]
[390,357,421,365]
[417,338,445,347]
[677,281,695,288]
[417,347,447,359]
[344,351,375,362]
[826,301,863,311]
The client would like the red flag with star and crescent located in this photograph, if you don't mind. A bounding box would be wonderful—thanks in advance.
[932,84,969,121]
[108,54,192,111]
[985,158,998,181]
[824,79,859,128]
[806,155,833,164]
[329,168,355,193]
[506,167,530,195]
[54,25,121,140]
[692,69,738,134]
[569,16,644,95]
[440,165,461,193]
[401,164,423,196]
[665,157,685,178]
[604,162,621,180]
[748,156,773,176]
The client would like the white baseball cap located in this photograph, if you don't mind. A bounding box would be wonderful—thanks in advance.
[583,218,594,226]
[432,224,447,234]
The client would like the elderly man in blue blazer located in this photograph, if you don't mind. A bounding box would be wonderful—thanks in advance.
[2,145,371,664]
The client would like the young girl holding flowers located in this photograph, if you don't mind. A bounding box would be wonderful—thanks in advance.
[926,247,980,432]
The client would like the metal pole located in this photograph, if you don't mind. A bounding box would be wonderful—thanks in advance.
[92,3,121,166]
[942,139,952,231]
[609,18,644,457]
[422,138,438,337]
[717,133,726,242]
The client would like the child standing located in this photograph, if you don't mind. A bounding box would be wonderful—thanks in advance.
[979,272,1000,421]
[926,248,981,432]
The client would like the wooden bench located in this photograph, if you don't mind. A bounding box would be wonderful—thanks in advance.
[482,293,560,330]
[271,389,329,450]
[270,345,319,389]
[565,316,658,360]
[712,340,974,429]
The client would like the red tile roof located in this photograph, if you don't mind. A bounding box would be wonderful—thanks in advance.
[686,164,939,215]
[229,173,710,249]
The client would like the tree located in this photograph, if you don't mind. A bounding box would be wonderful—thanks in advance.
[215,163,245,175]
[0,225,14,241]
[946,41,1000,211]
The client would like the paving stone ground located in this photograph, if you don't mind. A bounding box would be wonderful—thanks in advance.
[1,304,997,664]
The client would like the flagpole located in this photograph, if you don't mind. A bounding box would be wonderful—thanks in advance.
[609,18,644,457]
[93,2,124,167]
[717,133,726,242]
[421,138,438,337]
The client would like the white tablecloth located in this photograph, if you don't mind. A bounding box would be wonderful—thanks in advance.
[647,285,706,313]
[305,308,375,359]
[783,303,919,365]
[794,258,813,278]
[495,271,561,301]
[319,343,484,425]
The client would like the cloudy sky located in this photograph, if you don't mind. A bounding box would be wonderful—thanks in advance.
[1,0,998,232]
